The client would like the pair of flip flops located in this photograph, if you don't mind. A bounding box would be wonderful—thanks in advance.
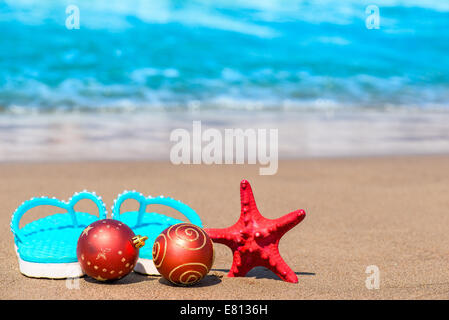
[10,190,202,279]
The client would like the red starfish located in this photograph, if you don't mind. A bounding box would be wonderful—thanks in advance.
[205,179,306,283]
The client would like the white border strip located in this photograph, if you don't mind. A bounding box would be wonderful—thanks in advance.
[134,258,160,275]
[14,245,84,279]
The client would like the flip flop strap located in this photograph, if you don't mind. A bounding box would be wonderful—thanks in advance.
[10,191,107,243]
[112,191,202,228]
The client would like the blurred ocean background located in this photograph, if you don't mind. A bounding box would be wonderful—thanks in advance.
[0,0,448,161]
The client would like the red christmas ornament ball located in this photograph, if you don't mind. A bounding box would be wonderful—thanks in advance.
[77,219,147,282]
[153,223,214,286]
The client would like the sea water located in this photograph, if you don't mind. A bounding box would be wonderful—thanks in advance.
[0,0,448,161]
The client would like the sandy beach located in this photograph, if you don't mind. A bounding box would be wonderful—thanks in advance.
[1,156,448,299]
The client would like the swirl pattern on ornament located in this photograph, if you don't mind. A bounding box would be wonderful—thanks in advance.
[167,224,207,250]
[168,262,209,285]
[152,233,167,268]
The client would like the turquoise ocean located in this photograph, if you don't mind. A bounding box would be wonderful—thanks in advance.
[0,0,448,161]
[1,0,449,112]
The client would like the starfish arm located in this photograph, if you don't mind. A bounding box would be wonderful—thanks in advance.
[272,209,306,236]
[204,227,241,251]
[239,180,262,219]
[228,251,256,277]
[266,249,298,283]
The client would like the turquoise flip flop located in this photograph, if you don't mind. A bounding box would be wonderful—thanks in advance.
[10,191,107,279]
[111,190,202,275]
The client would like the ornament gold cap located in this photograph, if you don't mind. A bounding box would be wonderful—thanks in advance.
[132,235,148,249]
